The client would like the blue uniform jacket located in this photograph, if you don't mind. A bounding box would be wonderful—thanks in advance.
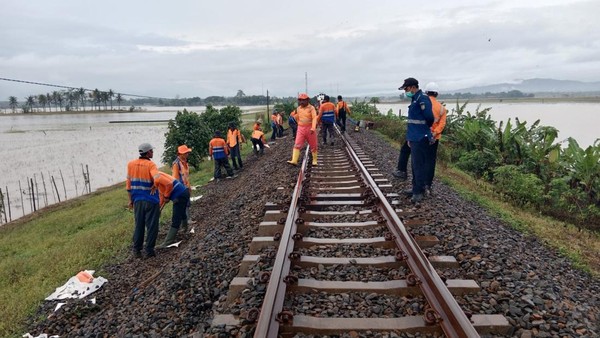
[406,90,434,142]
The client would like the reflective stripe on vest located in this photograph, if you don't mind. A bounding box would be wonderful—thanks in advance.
[212,146,226,159]
[321,110,335,122]
[407,119,427,125]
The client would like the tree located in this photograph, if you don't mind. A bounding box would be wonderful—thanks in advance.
[25,95,36,113]
[78,88,86,111]
[37,94,47,112]
[235,89,246,98]
[200,105,243,135]
[116,93,123,110]
[163,109,212,168]
[108,89,114,110]
[8,96,18,113]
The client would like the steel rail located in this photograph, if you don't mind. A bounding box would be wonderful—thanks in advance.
[253,147,310,338]
[341,135,479,338]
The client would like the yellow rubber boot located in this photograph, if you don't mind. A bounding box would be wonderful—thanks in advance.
[287,148,300,165]
[312,151,318,166]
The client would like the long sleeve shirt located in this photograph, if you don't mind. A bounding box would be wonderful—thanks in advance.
[296,104,318,130]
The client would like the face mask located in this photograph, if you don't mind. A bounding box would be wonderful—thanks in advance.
[405,92,414,98]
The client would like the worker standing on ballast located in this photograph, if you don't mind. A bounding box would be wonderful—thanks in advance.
[155,171,190,247]
[318,95,338,146]
[287,93,318,166]
[172,144,193,232]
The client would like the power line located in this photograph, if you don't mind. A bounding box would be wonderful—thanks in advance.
[0,76,172,100]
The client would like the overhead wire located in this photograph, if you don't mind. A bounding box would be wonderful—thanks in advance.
[0,76,172,100]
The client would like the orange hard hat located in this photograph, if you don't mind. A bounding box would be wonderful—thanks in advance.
[177,145,192,154]
[298,93,310,100]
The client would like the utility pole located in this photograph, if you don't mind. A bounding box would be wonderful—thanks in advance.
[266,90,270,121]
[305,72,308,94]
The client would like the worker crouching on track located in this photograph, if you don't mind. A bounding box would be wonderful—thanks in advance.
[287,93,318,166]
[155,172,190,247]
[209,131,235,180]
[251,124,267,155]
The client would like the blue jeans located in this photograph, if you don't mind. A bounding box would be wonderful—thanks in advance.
[409,138,429,195]
[133,200,160,255]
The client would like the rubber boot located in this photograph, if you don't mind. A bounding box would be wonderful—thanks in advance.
[287,148,300,165]
[181,219,188,233]
[312,151,318,166]
[159,227,179,248]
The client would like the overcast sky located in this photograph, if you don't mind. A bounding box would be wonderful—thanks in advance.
[1,0,599,99]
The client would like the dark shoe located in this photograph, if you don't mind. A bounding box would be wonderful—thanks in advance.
[392,170,408,180]
[424,185,433,197]
[133,250,142,259]
[403,189,413,196]
[330,141,334,146]
[145,251,156,258]
[411,193,424,203]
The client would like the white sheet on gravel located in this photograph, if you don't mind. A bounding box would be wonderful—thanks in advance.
[45,270,107,300]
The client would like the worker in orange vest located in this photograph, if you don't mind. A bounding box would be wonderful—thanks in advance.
[336,95,351,133]
[251,126,267,155]
[287,93,318,166]
[154,171,190,247]
[318,95,338,146]
[277,111,284,137]
[227,122,246,171]
[270,110,279,141]
[209,131,235,180]
[126,143,160,258]
[172,144,192,232]
[288,109,298,138]
[424,82,447,194]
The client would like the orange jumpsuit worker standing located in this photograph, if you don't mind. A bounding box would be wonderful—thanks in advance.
[287,93,318,166]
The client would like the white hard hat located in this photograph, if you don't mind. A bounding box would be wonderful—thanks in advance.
[424,82,440,93]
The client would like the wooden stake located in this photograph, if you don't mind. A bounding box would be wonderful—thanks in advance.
[51,176,61,203]
[5,186,11,222]
[40,172,48,207]
[71,163,78,197]
[30,178,36,212]
[18,180,25,216]
[59,169,67,199]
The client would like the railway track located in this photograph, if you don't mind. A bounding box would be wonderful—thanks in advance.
[211,130,510,337]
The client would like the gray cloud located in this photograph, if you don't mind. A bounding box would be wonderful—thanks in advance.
[1,0,598,99]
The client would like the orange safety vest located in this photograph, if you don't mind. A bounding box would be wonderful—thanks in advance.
[429,96,447,140]
[126,157,159,204]
[172,156,190,189]
[227,128,245,147]
[209,137,229,159]
[251,129,266,142]
[337,100,350,115]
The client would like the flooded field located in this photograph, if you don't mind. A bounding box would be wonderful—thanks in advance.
[0,106,264,222]
[376,101,599,148]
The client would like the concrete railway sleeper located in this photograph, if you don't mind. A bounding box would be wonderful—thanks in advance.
[211,128,510,337]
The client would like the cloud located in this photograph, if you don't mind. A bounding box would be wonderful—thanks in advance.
[1,0,599,98]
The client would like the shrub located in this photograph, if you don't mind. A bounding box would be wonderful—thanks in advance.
[163,109,212,168]
[456,150,497,180]
[493,165,543,206]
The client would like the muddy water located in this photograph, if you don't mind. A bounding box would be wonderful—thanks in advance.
[376,101,599,148]
[0,107,264,222]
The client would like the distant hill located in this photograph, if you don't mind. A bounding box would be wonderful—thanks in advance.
[451,78,600,94]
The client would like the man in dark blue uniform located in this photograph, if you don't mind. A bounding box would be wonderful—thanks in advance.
[399,77,434,203]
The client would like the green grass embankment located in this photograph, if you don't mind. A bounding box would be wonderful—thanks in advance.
[0,140,258,337]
